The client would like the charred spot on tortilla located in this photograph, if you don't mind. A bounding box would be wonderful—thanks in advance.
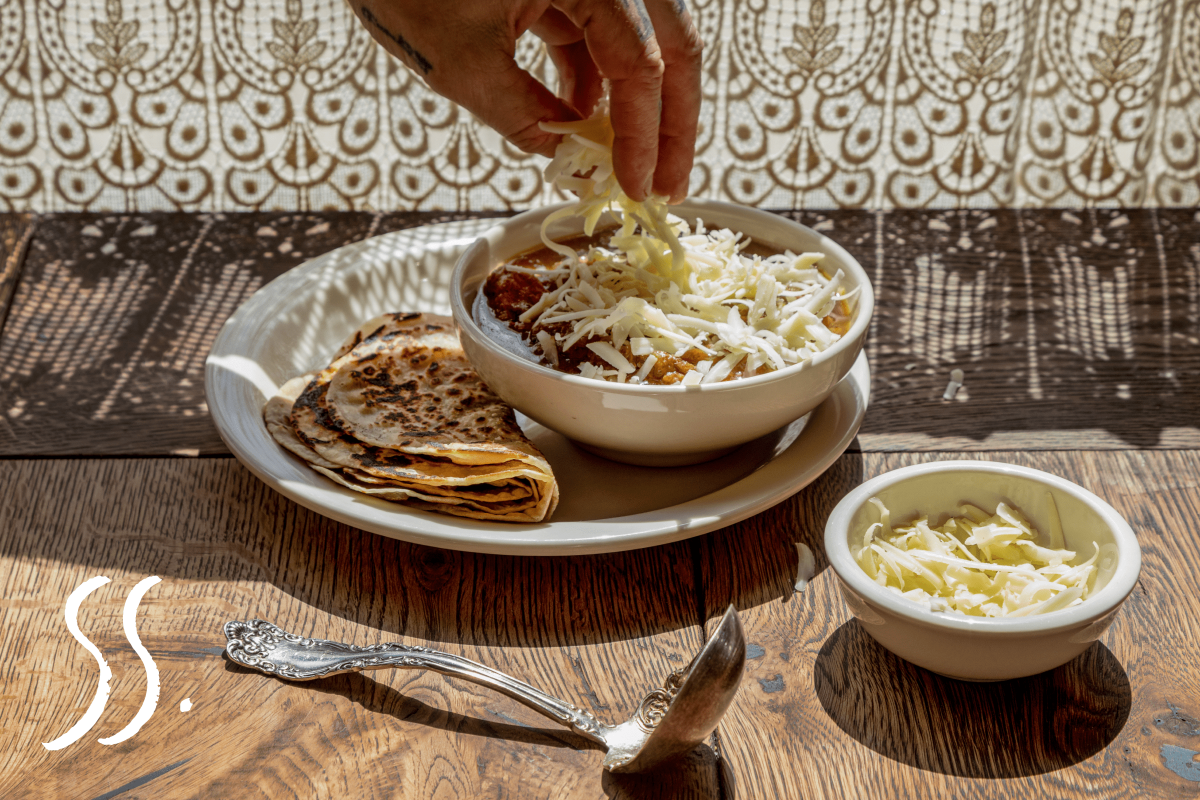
[331,312,426,361]
[292,381,346,440]
[264,311,558,523]
[264,374,341,469]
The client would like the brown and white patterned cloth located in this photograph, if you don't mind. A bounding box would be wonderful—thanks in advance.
[0,0,1196,211]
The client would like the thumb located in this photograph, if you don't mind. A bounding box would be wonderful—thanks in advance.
[442,57,581,158]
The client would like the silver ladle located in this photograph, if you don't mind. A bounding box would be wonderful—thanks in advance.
[223,605,746,772]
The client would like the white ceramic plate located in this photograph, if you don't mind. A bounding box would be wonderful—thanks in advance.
[205,219,871,555]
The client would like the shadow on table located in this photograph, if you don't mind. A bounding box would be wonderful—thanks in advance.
[0,458,704,648]
[852,206,1200,450]
[697,453,866,614]
[242,435,863,654]
[601,744,725,800]
[222,660,723,798]
[0,437,858,680]
[222,662,601,752]
[813,620,1132,778]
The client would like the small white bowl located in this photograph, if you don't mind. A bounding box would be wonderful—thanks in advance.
[824,460,1141,681]
[450,199,874,466]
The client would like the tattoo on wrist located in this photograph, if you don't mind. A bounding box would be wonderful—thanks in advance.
[358,5,433,75]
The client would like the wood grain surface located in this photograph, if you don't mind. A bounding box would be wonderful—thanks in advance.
[783,208,1200,451]
[0,213,34,335]
[0,458,716,799]
[0,211,504,456]
[0,209,1195,456]
[698,450,1200,800]
[2,451,1197,798]
[2,209,1199,798]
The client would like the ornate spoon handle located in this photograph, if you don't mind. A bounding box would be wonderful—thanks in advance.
[223,620,609,744]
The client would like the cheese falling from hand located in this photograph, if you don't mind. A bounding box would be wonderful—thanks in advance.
[854,498,1111,618]
[535,110,852,384]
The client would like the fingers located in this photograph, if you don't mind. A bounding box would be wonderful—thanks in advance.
[511,89,583,156]
[644,0,703,202]
[435,55,580,158]
[351,1,580,158]
[556,0,702,202]
[557,0,664,200]
[529,6,584,47]
[457,59,582,157]
[544,40,607,118]
[532,11,606,117]
[349,0,702,199]
[422,17,581,157]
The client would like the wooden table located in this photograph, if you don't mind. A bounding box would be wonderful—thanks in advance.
[2,208,1198,799]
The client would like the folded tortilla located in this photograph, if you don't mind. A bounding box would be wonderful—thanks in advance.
[265,312,558,523]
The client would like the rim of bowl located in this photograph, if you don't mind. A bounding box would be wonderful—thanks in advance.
[824,460,1142,635]
[449,198,875,394]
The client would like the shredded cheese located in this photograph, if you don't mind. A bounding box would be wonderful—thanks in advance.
[855,499,1103,618]
[533,106,852,384]
[794,542,816,593]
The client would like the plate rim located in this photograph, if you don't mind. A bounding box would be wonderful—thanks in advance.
[205,219,871,556]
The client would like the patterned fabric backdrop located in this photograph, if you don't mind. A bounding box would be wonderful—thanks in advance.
[0,0,1197,211]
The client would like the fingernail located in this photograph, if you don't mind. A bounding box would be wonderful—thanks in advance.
[642,176,654,201]
[673,179,690,205]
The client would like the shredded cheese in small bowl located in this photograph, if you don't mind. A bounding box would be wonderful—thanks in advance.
[822,461,1140,680]
[856,497,1116,618]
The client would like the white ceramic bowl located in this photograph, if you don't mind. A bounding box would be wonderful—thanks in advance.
[824,460,1141,681]
[450,199,874,466]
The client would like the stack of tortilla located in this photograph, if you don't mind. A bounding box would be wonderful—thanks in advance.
[264,312,559,523]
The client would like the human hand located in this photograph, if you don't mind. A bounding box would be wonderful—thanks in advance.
[348,0,703,203]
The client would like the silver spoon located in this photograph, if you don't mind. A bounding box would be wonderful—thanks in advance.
[223,605,746,772]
